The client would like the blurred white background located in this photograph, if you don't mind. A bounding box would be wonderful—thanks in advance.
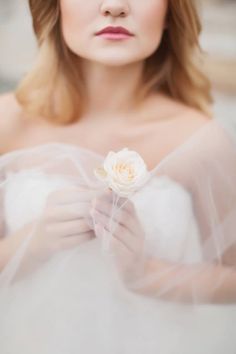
[0,0,235,124]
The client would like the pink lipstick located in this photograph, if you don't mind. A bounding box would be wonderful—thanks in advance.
[95,26,134,40]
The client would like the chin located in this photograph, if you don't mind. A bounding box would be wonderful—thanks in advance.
[89,53,142,67]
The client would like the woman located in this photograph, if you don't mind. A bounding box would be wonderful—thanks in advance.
[0,0,236,353]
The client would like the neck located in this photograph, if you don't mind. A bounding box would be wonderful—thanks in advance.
[80,60,145,121]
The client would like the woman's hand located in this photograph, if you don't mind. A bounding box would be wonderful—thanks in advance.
[23,186,96,262]
[90,190,146,285]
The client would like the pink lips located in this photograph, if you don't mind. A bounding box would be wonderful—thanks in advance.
[95,26,134,40]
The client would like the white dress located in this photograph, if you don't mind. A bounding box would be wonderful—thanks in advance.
[0,118,236,353]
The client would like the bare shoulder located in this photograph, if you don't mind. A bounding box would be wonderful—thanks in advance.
[146,93,211,130]
[140,95,213,169]
[149,94,212,140]
[0,91,21,119]
[0,92,26,154]
[164,101,213,156]
[178,105,212,137]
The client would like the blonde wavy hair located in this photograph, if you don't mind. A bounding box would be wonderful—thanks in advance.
[16,0,213,124]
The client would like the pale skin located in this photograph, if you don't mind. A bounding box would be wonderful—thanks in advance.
[1,0,234,303]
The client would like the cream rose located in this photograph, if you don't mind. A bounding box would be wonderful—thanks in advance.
[94,148,150,197]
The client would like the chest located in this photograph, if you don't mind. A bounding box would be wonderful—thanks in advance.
[7,118,184,171]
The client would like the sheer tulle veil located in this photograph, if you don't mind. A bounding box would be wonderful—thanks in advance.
[0,117,236,353]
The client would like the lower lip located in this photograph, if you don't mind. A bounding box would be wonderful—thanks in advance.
[96,33,133,40]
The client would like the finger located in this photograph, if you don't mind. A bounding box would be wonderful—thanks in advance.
[92,210,128,236]
[47,186,82,205]
[49,219,91,237]
[92,200,139,236]
[48,201,91,222]
[57,230,95,251]
[93,201,129,227]
[47,186,97,205]
[95,223,132,258]
[94,192,133,215]
[75,189,99,202]
[110,234,132,258]
[93,211,137,253]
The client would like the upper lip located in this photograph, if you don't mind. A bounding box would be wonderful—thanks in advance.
[95,26,134,36]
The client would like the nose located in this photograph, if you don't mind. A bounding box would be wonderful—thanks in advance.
[100,0,130,18]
